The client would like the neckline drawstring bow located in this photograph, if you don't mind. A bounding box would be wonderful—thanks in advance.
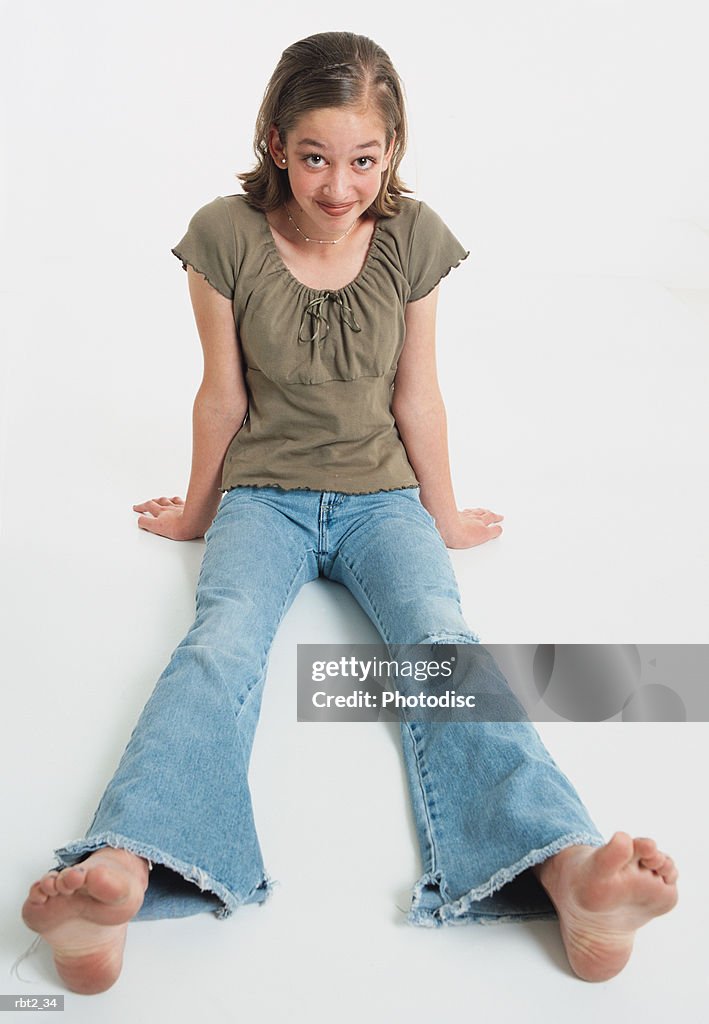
[298,291,362,345]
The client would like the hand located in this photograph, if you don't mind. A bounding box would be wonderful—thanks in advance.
[439,507,504,549]
[132,495,203,541]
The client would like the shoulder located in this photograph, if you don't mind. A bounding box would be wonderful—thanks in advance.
[380,195,420,239]
[185,193,261,240]
[380,196,457,248]
[218,193,263,230]
[184,194,264,276]
[172,195,260,300]
[386,198,468,302]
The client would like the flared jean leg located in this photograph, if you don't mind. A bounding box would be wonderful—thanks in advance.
[326,487,607,927]
[52,487,319,921]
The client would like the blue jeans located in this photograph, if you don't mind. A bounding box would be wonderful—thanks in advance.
[52,485,605,925]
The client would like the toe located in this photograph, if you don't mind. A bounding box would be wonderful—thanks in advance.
[660,856,679,884]
[594,831,634,872]
[39,872,60,896]
[634,837,657,860]
[28,882,49,904]
[638,849,665,871]
[55,867,86,895]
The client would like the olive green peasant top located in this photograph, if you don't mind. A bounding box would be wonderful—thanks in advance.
[171,193,468,494]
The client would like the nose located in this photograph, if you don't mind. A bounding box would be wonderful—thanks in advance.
[322,164,351,202]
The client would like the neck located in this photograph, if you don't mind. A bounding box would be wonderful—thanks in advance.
[285,202,364,246]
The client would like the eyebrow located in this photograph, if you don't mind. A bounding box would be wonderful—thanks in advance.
[295,138,383,150]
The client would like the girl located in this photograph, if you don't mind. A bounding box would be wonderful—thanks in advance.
[21,31,678,994]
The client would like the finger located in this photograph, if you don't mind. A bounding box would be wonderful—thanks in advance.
[462,522,503,549]
[469,522,503,538]
[465,512,503,526]
[137,515,159,532]
[464,509,504,521]
[133,497,181,513]
[141,500,171,515]
[132,500,166,513]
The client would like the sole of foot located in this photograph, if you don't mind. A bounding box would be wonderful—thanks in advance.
[21,848,150,994]
[535,831,679,982]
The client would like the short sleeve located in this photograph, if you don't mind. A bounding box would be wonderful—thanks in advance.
[407,201,469,302]
[170,196,236,300]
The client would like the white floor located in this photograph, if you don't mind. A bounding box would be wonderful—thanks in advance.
[1,268,707,1022]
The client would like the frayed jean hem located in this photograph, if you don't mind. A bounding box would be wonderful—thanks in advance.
[406,831,607,927]
[51,831,278,921]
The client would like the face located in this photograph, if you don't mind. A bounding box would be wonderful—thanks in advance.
[268,105,395,238]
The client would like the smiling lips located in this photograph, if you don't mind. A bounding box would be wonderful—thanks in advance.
[317,201,356,216]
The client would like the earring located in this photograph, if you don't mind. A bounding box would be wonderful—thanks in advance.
[281,157,287,164]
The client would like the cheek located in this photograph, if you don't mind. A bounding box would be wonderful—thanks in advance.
[364,176,382,198]
[287,169,312,196]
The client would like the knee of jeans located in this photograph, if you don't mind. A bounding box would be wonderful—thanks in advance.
[419,630,481,645]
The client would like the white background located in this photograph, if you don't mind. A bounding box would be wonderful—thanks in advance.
[1,1,707,1020]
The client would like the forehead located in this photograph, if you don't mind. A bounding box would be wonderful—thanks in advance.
[291,106,387,147]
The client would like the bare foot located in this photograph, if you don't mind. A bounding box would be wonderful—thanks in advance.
[532,831,679,982]
[21,848,150,994]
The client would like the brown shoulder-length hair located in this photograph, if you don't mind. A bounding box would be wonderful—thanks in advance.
[236,31,412,218]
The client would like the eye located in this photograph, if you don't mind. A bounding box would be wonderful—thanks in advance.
[355,156,376,170]
[303,153,325,168]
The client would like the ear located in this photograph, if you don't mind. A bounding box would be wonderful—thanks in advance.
[267,124,287,167]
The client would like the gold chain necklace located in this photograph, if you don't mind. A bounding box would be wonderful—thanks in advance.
[285,202,359,245]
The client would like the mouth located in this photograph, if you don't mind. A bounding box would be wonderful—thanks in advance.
[316,201,356,217]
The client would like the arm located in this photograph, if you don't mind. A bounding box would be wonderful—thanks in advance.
[133,266,248,540]
[392,286,503,549]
